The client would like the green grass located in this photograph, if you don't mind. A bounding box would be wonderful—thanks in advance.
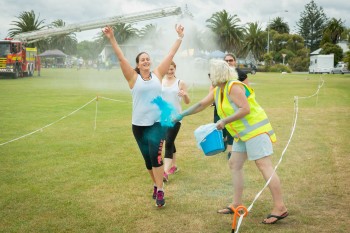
[0,68,349,233]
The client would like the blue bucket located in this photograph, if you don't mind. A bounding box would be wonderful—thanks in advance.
[200,129,225,156]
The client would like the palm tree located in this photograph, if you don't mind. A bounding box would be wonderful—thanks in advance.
[323,18,345,44]
[113,23,139,44]
[206,10,244,53]
[7,10,46,51]
[8,10,45,37]
[97,23,139,48]
[242,22,265,60]
[139,24,160,39]
[269,17,290,34]
[47,19,77,55]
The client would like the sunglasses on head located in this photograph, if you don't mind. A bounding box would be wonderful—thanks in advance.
[225,59,234,62]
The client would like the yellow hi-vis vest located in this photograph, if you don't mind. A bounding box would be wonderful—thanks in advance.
[214,80,276,142]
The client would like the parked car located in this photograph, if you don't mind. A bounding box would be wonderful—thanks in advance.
[236,59,257,74]
[331,63,349,74]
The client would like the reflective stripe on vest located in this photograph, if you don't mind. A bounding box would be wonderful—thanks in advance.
[214,80,276,142]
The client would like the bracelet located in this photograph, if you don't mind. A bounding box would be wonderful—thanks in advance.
[177,36,183,41]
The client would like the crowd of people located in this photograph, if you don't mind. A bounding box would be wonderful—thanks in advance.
[103,23,288,225]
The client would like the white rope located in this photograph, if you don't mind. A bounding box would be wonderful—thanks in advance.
[99,96,131,103]
[0,96,131,146]
[235,78,324,233]
[0,97,97,146]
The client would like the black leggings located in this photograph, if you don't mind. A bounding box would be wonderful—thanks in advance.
[132,122,167,170]
[164,122,181,159]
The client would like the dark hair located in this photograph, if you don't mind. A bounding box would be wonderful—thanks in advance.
[134,52,149,74]
[224,53,236,61]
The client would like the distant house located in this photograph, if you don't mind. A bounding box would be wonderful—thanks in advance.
[311,41,349,55]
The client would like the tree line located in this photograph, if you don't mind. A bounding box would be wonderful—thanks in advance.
[6,0,350,71]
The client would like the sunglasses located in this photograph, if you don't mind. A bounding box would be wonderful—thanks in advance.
[225,59,234,62]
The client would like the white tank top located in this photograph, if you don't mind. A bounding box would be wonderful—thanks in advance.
[162,79,182,115]
[131,73,161,126]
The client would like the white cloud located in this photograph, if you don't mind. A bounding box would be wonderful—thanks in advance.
[0,0,349,41]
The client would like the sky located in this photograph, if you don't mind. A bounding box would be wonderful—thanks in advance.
[0,0,349,42]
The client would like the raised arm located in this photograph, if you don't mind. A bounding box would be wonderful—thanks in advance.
[102,26,137,87]
[153,24,184,79]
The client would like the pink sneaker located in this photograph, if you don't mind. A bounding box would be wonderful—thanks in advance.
[168,166,178,175]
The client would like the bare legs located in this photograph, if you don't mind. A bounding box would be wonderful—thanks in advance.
[163,158,172,174]
[229,152,247,207]
[228,153,287,223]
[150,166,164,190]
[255,157,287,223]
[163,153,177,174]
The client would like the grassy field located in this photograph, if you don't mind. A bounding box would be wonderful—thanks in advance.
[0,68,349,233]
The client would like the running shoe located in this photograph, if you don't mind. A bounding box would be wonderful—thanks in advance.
[163,172,169,182]
[168,166,178,175]
[152,186,157,199]
[156,190,165,207]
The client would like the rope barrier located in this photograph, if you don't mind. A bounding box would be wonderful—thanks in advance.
[234,77,325,232]
[0,96,129,147]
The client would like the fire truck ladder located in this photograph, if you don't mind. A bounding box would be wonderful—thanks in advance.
[13,6,182,43]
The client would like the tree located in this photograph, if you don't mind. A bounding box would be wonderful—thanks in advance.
[7,10,47,51]
[97,23,139,48]
[340,28,350,43]
[206,10,244,53]
[8,10,45,37]
[320,42,343,65]
[296,0,328,52]
[321,18,345,45]
[112,23,139,44]
[47,19,77,55]
[76,40,103,61]
[269,17,290,34]
[343,51,350,68]
[139,24,160,39]
[242,22,265,60]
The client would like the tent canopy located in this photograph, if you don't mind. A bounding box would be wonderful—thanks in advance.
[39,49,67,57]
[209,50,225,59]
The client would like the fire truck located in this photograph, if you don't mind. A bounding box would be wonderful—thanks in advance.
[0,6,181,78]
[0,38,37,78]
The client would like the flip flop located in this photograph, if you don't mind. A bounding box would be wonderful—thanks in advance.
[217,206,234,214]
[262,211,289,224]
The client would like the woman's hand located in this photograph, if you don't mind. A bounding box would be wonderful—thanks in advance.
[178,90,187,98]
[102,26,115,40]
[172,113,183,123]
[216,120,226,130]
[175,24,184,38]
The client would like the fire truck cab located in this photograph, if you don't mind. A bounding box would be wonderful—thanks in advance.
[0,38,37,78]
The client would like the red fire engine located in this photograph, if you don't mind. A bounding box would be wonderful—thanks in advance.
[0,38,38,78]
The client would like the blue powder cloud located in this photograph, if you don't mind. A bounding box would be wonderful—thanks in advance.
[151,96,176,127]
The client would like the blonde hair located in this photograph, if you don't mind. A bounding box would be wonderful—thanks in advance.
[209,59,238,86]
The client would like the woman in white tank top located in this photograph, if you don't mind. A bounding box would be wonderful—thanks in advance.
[161,61,190,182]
[103,24,185,208]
